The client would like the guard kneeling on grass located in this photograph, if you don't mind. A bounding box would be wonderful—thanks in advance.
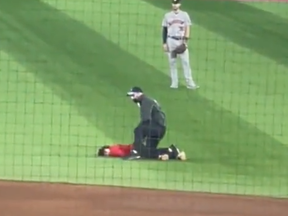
[97,87,186,161]
[126,86,171,160]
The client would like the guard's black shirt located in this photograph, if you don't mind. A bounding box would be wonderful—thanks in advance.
[139,95,166,127]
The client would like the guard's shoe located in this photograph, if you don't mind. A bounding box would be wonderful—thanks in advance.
[177,151,187,161]
[159,154,169,161]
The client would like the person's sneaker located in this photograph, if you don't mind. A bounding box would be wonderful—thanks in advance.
[159,154,169,161]
[170,85,178,89]
[169,144,186,161]
[169,144,180,156]
[177,151,186,161]
[187,85,200,90]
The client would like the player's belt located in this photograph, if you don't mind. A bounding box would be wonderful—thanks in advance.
[168,36,184,40]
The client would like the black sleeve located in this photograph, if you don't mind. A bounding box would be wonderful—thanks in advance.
[162,27,168,44]
[140,99,154,123]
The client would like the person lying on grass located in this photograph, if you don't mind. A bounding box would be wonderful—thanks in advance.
[97,143,186,161]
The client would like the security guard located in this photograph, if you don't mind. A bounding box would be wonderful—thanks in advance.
[125,87,181,160]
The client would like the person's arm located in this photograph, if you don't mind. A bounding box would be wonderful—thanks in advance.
[162,26,168,44]
[184,12,192,42]
[161,14,168,51]
[140,98,154,125]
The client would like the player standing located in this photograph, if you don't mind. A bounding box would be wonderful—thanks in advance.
[162,0,199,89]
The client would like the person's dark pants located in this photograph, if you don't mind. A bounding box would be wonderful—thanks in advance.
[133,123,171,159]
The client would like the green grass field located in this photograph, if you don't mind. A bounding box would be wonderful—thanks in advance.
[0,0,288,197]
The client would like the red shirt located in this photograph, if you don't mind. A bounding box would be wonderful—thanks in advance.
[108,144,133,157]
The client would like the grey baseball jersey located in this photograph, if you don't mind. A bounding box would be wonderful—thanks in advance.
[161,10,192,37]
[139,96,166,127]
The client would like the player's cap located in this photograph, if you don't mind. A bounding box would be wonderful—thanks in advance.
[172,0,181,4]
[126,86,143,96]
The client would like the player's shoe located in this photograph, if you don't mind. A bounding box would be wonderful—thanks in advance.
[170,85,178,89]
[187,85,200,90]
[122,150,141,160]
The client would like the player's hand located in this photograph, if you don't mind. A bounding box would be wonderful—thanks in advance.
[163,44,169,52]
[183,41,188,48]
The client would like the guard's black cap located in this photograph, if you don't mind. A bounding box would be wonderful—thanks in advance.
[172,0,181,4]
[126,86,143,96]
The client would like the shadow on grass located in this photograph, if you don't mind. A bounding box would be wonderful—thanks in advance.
[0,0,287,178]
[143,0,288,67]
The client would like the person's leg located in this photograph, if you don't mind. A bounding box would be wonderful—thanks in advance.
[131,124,159,158]
[167,53,178,88]
[121,125,148,159]
[144,136,168,158]
[137,125,178,159]
[167,38,179,88]
[132,125,146,154]
[128,125,184,160]
[145,127,185,160]
[179,50,198,89]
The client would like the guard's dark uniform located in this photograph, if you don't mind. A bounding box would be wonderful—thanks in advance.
[133,95,168,158]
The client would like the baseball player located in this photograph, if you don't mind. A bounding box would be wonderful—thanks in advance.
[97,143,186,161]
[162,0,199,89]
[123,86,186,160]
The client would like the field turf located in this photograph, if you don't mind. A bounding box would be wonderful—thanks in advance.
[0,0,287,197]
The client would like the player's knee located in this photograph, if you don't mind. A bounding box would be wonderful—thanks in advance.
[181,59,190,67]
[169,59,177,67]
[180,55,188,63]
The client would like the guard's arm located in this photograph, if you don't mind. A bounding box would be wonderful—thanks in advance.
[140,99,154,125]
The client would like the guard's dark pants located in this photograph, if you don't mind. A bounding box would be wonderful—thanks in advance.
[133,122,170,159]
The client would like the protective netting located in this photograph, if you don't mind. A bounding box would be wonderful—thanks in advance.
[0,0,287,198]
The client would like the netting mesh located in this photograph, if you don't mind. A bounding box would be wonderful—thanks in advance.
[0,0,288,198]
